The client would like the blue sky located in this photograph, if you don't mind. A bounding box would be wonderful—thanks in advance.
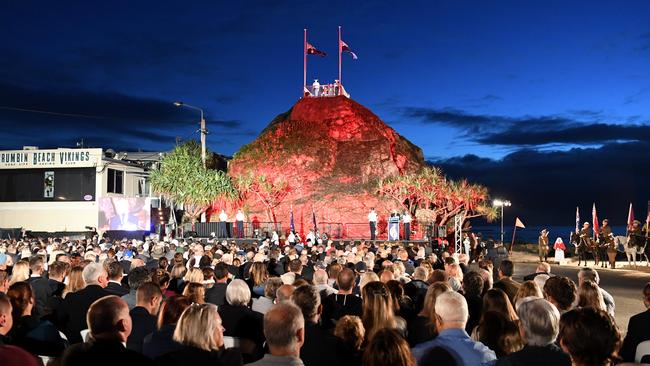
[2,1,650,223]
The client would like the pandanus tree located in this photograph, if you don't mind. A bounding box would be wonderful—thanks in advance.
[150,141,237,226]
[376,166,497,226]
[233,173,290,226]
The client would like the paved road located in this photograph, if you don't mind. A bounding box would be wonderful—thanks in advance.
[512,261,650,334]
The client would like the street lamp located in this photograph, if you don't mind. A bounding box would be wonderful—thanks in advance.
[493,199,511,244]
[173,101,207,168]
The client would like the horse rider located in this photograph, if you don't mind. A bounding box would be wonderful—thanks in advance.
[579,222,592,246]
[629,220,645,248]
[599,219,617,269]
[538,229,549,262]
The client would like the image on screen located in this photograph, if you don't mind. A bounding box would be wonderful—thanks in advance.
[98,197,151,231]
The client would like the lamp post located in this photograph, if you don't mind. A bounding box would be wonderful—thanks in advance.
[493,199,511,244]
[173,101,207,168]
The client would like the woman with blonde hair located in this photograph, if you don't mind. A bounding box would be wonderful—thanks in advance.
[156,303,242,366]
[9,260,29,285]
[577,280,606,312]
[247,262,268,298]
[408,282,451,346]
[513,280,544,308]
[63,266,86,298]
[180,267,204,294]
[182,282,206,305]
[359,272,380,294]
[362,281,405,341]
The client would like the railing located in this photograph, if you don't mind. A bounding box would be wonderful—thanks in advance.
[303,82,350,98]
[192,222,283,239]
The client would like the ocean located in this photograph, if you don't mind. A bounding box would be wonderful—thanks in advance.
[471,225,629,245]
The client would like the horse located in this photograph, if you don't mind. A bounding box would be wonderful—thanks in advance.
[617,234,650,267]
[570,232,599,267]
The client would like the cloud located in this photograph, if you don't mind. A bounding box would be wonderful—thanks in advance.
[431,141,650,225]
[403,106,650,147]
[0,83,252,151]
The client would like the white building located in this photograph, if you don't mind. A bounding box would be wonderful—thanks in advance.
[0,147,153,234]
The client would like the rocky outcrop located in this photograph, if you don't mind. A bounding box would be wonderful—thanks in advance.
[227,96,426,237]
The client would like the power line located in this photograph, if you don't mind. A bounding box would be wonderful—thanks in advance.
[0,105,111,119]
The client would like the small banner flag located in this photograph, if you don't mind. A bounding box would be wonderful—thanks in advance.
[627,203,634,232]
[592,203,599,240]
[575,206,580,233]
[290,206,295,232]
[307,42,326,57]
[312,209,317,232]
[515,217,526,228]
[339,40,358,59]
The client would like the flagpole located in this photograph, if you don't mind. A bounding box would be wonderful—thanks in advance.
[338,25,342,84]
[303,29,307,95]
[509,225,517,254]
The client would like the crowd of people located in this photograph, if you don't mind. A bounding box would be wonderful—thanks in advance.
[0,235,648,366]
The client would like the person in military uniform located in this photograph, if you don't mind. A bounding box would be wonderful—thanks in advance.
[579,222,592,246]
[538,229,549,262]
[599,219,616,269]
[629,220,645,249]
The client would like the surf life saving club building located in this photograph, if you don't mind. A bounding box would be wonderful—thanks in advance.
[0,148,152,236]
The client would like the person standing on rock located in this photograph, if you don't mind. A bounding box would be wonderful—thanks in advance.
[368,208,378,241]
[235,209,246,239]
[312,79,320,97]
[403,211,412,241]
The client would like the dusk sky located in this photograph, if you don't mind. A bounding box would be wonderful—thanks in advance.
[2,1,650,225]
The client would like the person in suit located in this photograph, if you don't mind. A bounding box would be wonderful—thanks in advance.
[105,261,129,296]
[246,302,305,366]
[126,282,162,353]
[46,260,67,316]
[497,297,570,366]
[292,284,345,366]
[621,282,650,362]
[155,302,242,366]
[56,263,110,344]
[59,296,153,366]
[26,256,51,318]
[493,260,521,306]
[217,280,264,362]
[205,263,229,306]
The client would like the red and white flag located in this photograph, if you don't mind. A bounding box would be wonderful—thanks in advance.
[307,42,326,57]
[339,40,358,59]
[592,203,599,240]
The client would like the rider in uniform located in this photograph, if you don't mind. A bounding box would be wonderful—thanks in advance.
[579,222,592,243]
[538,229,549,262]
[629,220,644,248]
[599,219,616,269]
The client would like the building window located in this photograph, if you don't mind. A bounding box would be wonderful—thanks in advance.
[107,169,123,194]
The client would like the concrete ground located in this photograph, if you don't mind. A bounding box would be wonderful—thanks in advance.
[509,250,650,334]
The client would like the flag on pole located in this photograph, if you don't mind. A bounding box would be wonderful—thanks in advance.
[575,206,580,233]
[339,40,358,59]
[312,209,317,232]
[515,217,526,228]
[290,206,295,232]
[627,203,634,233]
[307,42,326,57]
[592,203,599,240]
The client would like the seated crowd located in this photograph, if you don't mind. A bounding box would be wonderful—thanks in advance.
[0,236,645,366]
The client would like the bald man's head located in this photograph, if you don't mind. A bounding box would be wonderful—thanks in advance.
[87,295,132,342]
[276,284,295,304]
[264,303,304,355]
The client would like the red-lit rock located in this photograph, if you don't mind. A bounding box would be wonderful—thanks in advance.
[227,96,426,238]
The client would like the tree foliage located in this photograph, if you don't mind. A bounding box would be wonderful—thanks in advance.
[150,141,237,224]
[376,166,497,225]
[233,172,290,224]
